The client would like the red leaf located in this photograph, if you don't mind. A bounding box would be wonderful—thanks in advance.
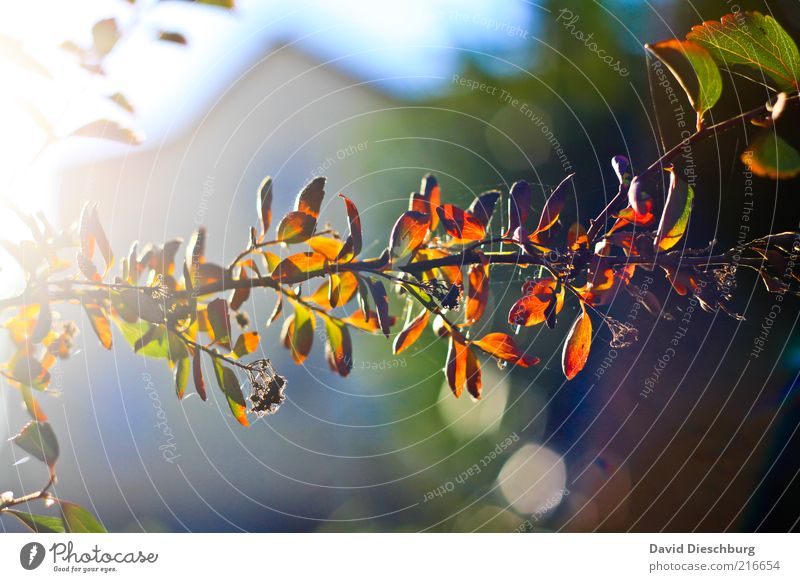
[389,211,429,259]
[562,305,592,379]
[508,278,564,327]
[367,278,391,337]
[468,190,500,228]
[506,180,531,235]
[435,204,486,242]
[471,333,540,367]
[465,347,482,400]
[531,173,575,239]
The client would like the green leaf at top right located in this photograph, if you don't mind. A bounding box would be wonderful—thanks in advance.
[646,39,722,130]
[687,12,800,92]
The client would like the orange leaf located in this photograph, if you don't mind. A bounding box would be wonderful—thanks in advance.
[471,333,540,367]
[562,305,592,379]
[465,262,489,325]
[321,314,353,377]
[307,235,344,261]
[83,302,112,349]
[232,331,260,357]
[342,309,396,333]
[229,267,251,311]
[445,337,468,397]
[508,278,564,327]
[283,301,315,364]
[567,222,588,250]
[276,211,316,244]
[393,309,430,354]
[271,252,327,284]
[389,211,429,259]
[531,173,575,238]
[435,204,486,242]
[465,347,482,400]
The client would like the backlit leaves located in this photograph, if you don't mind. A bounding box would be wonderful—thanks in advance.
[465,262,489,325]
[60,503,107,533]
[321,314,352,377]
[508,278,564,327]
[78,202,113,279]
[6,510,65,533]
[506,180,532,235]
[654,168,694,251]
[272,252,327,284]
[468,190,500,228]
[562,305,592,379]
[337,194,362,262]
[283,301,315,364]
[436,204,486,242]
[367,278,392,337]
[393,308,430,354]
[295,177,326,219]
[531,173,575,239]
[646,40,722,129]
[212,357,249,426]
[471,333,540,367]
[257,176,273,237]
[232,332,260,358]
[206,298,232,349]
[192,350,207,401]
[277,211,316,244]
[687,12,800,91]
[82,301,112,349]
[445,337,468,397]
[389,211,429,259]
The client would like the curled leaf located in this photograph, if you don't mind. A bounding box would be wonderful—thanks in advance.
[321,314,353,377]
[654,168,694,251]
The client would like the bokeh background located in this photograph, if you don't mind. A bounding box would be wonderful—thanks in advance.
[1,0,799,532]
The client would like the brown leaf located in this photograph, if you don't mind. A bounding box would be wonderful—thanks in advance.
[531,173,575,239]
[468,190,500,228]
[206,298,232,349]
[506,180,531,235]
[508,278,564,327]
[367,278,391,337]
[229,267,251,311]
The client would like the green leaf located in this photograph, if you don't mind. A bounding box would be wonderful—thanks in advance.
[646,40,722,129]
[60,503,107,533]
[174,357,190,399]
[212,358,249,426]
[286,301,315,364]
[12,421,59,467]
[6,510,65,533]
[744,132,800,179]
[654,168,694,251]
[687,12,800,91]
[320,314,352,377]
[232,332,259,358]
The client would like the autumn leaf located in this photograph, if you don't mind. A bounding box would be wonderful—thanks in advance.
[321,314,353,377]
[367,279,391,337]
[465,262,489,325]
[389,211,429,259]
[257,176,273,237]
[283,301,315,364]
[393,308,430,354]
[654,168,694,251]
[562,305,592,379]
[83,301,112,349]
[531,173,575,239]
[342,309,396,333]
[192,349,207,401]
[465,347,482,400]
[229,267,251,311]
[744,132,800,180]
[436,204,486,242]
[174,357,190,399]
[306,235,345,261]
[68,120,143,145]
[206,298,232,349]
[468,190,500,228]
[295,177,326,219]
[332,194,362,263]
[506,179,532,235]
[445,337,468,397]
[276,211,316,244]
[212,357,249,426]
[232,331,259,358]
[271,251,327,284]
[471,333,539,367]
[508,278,564,327]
